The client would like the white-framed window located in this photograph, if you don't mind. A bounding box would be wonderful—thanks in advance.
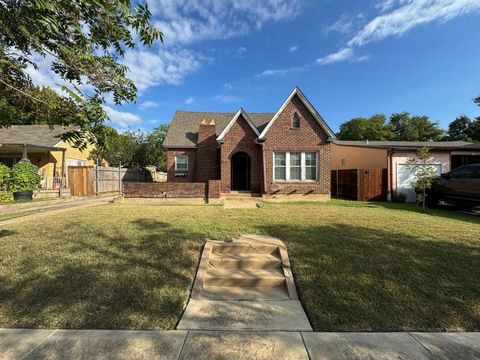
[175,155,188,172]
[273,152,318,182]
[291,112,300,128]
[67,158,87,166]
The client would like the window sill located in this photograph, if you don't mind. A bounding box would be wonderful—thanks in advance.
[272,180,318,183]
[174,172,188,177]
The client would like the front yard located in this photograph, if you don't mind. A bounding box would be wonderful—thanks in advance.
[0,200,479,331]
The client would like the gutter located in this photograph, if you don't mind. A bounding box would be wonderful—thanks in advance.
[388,148,395,200]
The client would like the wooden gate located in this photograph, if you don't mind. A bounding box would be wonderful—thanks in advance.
[68,166,94,196]
[332,168,387,201]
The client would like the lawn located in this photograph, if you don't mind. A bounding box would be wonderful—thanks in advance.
[0,200,479,331]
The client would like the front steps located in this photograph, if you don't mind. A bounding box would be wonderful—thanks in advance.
[178,235,312,331]
[191,235,297,301]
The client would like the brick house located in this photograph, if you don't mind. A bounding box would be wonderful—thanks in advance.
[163,87,336,199]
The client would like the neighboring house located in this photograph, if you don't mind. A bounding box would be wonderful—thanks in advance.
[0,125,95,190]
[331,140,480,201]
[163,87,336,199]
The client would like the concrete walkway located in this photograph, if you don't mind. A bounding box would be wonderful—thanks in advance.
[1,329,479,359]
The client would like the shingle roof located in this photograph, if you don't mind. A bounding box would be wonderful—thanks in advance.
[0,125,74,148]
[332,140,474,150]
[163,111,274,148]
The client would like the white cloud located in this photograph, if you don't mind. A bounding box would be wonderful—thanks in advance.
[318,0,480,65]
[325,13,355,34]
[185,96,195,104]
[122,47,201,92]
[349,0,480,47]
[148,0,302,45]
[139,100,159,110]
[212,94,242,103]
[316,48,354,65]
[255,66,305,78]
[289,46,299,52]
[103,105,141,129]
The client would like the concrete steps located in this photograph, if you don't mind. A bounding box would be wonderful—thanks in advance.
[206,269,286,287]
[209,253,282,269]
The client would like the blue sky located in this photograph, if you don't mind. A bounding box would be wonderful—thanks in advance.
[29,0,480,133]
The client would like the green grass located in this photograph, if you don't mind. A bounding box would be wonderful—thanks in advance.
[0,200,479,331]
[0,210,37,222]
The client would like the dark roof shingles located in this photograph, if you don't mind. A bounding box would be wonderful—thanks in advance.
[0,125,73,148]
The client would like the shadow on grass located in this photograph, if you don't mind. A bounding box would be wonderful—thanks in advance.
[0,218,205,330]
[256,222,480,331]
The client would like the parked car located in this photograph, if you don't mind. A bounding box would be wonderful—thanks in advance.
[426,164,480,208]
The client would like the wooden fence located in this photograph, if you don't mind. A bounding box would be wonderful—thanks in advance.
[331,168,388,201]
[67,166,151,196]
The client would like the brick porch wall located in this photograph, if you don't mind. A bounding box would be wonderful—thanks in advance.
[219,114,262,193]
[262,94,331,195]
[123,182,206,198]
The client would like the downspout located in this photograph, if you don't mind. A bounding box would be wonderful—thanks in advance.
[255,139,267,195]
[388,148,395,201]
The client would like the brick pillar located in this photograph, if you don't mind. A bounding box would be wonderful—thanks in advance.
[196,119,218,182]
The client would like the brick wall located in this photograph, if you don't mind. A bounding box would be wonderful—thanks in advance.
[166,149,197,182]
[207,180,221,199]
[219,114,262,193]
[123,181,206,198]
[262,94,331,195]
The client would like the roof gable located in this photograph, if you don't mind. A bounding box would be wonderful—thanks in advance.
[0,125,76,148]
[258,87,336,140]
[216,108,260,141]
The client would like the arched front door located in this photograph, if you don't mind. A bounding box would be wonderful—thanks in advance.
[231,152,251,191]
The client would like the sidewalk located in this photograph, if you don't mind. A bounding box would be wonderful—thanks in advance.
[1,329,479,359]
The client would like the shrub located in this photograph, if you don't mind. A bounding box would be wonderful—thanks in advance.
[9,160,41,192]
[392,191,407,203]
[0,163,10,191]
[0,191,13,203]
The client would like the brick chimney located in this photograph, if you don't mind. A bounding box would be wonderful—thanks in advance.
[196,118,218,182]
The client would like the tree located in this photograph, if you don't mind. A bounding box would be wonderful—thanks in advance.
[469,117,480,142]
[0,0,162,143]
[445,115,472,141]
[407,147,438,211]
[142,125,169,171]
[389,112,444,141]
[337,114,394,140]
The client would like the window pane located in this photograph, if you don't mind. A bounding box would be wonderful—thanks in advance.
[291,113,300,128]
[305,152,316,166]
[305,167,316,180]
[290,152,301,180]
[274,166,286,180]
[176,156,188,171]
[274,152,285,166]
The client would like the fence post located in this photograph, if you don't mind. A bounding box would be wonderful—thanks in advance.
[95,159,99,196]
[118,162,122,195]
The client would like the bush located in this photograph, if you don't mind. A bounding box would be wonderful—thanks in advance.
[0,191,13,203]
[0,163,10,191]
[9,160,41,192]
[392,191,407,203]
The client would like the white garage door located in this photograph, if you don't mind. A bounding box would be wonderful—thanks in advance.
[397,163,442,202]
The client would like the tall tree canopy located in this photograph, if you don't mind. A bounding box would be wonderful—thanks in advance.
[337,112,444,141]
[337,114,393,141]
[91,125,169,170]
[445,115,474,141]
[0,0,162,146]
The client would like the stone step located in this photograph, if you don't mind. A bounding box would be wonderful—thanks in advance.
[199,285,290,300]
[221,192,262,198]
[211,244,279,255]
[205,269,286,287]
[209,253,282,269]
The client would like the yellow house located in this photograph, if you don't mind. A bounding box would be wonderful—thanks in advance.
[0,125,95,190]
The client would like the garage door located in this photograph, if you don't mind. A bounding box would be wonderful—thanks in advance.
[397,163,442,202]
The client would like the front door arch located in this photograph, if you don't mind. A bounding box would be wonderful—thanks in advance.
[231,152,251,191]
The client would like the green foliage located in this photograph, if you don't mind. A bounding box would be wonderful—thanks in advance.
[337,114,393,140]
[446,115,473,141]
[338,113,444,141]
[407,147,438,210]
[0,163,10,190]
[0,191,13,203]
[9,160,41,192]
[91,124,169,170]
[0,0,162,146]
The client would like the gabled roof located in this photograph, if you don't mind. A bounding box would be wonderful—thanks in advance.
[217,108,260,141]
[163,111,274,148]
[258,87,336,140]
[332,140,475,150]
[0,125,74,149]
